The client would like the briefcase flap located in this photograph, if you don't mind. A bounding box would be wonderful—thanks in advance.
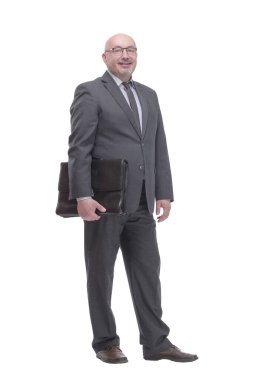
[91,159,127,192]
[58,159,128,193]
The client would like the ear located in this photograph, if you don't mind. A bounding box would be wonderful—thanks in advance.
[102,53,107,64]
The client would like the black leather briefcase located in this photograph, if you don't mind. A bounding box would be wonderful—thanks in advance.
[56,158,128,218]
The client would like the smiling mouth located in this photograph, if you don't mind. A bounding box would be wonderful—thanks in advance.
[118,62,132,67]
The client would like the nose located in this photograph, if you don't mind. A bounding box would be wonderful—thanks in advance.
[122,49,130,58]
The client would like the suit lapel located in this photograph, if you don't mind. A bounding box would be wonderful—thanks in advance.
[101,71,143,139]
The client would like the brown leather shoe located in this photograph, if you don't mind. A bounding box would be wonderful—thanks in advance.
[144,345,198,362]
[96,345,128,364]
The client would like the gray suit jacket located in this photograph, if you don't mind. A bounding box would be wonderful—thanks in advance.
[68,71,174,214]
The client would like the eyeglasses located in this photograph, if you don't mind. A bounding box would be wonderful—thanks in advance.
[105,47,137,56]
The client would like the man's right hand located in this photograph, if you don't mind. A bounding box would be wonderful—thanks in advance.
[77,199,106,221]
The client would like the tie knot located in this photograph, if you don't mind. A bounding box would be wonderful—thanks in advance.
[122,81,131,90]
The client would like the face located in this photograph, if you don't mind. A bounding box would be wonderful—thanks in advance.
[102,34,137,82]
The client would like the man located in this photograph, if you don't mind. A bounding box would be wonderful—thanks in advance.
[68,33,198,364]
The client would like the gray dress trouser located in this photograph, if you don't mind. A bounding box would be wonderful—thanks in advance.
[83,181,172,357]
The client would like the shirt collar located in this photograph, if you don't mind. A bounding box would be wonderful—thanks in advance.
[107,70,135,88]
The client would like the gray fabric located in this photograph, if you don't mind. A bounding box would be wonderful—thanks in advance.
[68,71,174,214]
[84,182,173,356]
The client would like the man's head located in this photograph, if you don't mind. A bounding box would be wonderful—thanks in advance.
[102,33,137,82]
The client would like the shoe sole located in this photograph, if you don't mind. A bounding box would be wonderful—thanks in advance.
[96,355,128,364]
[144,355,198,362]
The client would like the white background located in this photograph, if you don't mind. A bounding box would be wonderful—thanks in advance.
[1,0,253,379]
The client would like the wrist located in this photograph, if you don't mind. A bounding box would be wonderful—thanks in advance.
[77,196,92,201]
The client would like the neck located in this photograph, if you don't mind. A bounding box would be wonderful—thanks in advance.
[108,70,132,83]
[120,75,132,82]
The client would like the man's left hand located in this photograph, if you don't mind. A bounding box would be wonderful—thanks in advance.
[156,199,171,223]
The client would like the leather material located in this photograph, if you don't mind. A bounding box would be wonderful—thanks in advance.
[96,346,128,364]
[144,345,198,362]
[56,158,128,217]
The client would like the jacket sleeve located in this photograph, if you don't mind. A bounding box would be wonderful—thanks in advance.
[155,96,174,202]
[68,84,99,199]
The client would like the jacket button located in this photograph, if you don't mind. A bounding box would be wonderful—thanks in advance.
[139,165,144,170]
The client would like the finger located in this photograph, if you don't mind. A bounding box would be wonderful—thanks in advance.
[83,215,101,221]
[159,215,167,222]
[157,207,163,222]
[156,203,161,215]
[91,216,101,221]
[157,208,169,222]
[90,212,101,220]
[95,201,106,213]
[157,215,166,223]
[81,209,101,220]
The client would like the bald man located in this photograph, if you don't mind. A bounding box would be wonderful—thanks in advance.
[68,33,198,364]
